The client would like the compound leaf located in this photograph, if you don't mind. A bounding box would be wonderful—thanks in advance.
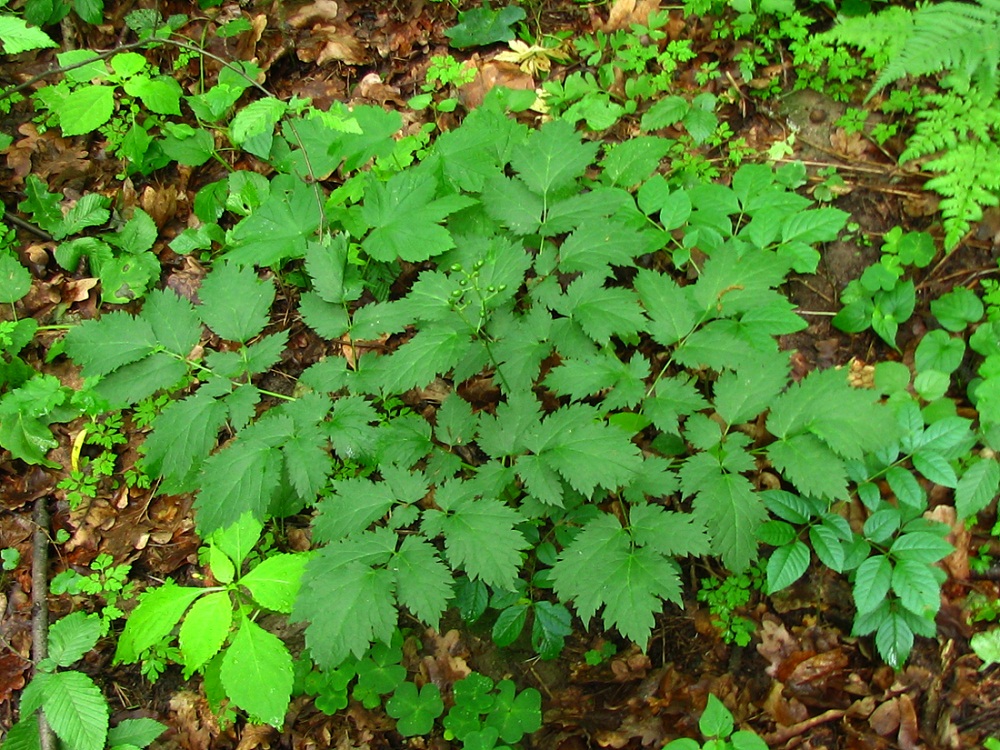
[115,583,205,663]
[64,312,157,377]
[197,262,275,343]
[241,553,307,613]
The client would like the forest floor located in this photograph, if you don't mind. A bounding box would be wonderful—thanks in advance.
[2,0,1000,749]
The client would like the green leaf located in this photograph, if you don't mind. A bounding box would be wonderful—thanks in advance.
[141,392,228,493]
[197,262,275,343]
[47,612,101,668]
[699,694,734,740]
[194,417,289,534]
[956,457,1000,520]
[640,95,689,131]
[31,671,108,750]
[526,404,643,496]
[891,559,941,618]
[386,682,444,736]
[781,207,849,244]
[930,287,984,331]
[912,450,958,487]
[809,524,846,572]
[971,628,1000,666]
[58,86,115,136]
[92,352,188,407]
[690,470,766,572]
[767,434,848,501]
[220,619,293,727]
[485,681,542,744]
[115,584,205,663]
[628,503,709,557]
[378,317,471,393]
[853,554,892,615]
[713,354,789,426]
[0,253,31,303]
[122,75,182,116]
[551,514,682,647]
[531,601,572,660]
[492,604,529,647]
[64,311,158,377]
[422,492,528,589]
[393,535,452,626]
[482,174,544,234]
[765,541,810,594]
[281,418,332,502]
[106,718,166,749]
[0,16,58,53]
[601,137,673,188]
[915,330,965,374]
[510,118,598,197]
[241,553,307,613]
[444,3,525,47]
[179,591,232,675]
[225,176,322,266]
[361,169,475,262]
[558,274,646,345]
[229,98,287,157]
[875,608,913,669]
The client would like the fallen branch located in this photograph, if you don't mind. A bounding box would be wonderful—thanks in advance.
[31,497,55,750]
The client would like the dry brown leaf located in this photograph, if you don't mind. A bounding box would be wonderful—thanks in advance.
[869,697,901,736]
[829,127,869,159]
[140,185,179,228]
[296,28,368,66]
[602,0,662,32]
[287,0,341,27]
[357,72,404,105]
[926,504,970,580]
[459,60,535,109]
[757,615,800,676]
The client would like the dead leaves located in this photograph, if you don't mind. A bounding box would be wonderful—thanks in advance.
[287,0,368,66]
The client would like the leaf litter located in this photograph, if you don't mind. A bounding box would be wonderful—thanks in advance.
[1,0,999,747]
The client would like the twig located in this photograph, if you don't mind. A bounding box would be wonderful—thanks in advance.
[763,707,847,746]
[3,212,53,242]
[31,497,55,750]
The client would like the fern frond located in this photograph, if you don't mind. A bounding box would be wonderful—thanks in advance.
[900,89,1000,162]
[821,6,916,69]
[924,140,1000,249]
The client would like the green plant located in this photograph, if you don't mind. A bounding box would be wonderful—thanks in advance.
[409,54,479,114]
[439,672,541,748]
[1,546,19,570]
[113,513,307,726]
[832,227,936,348]
[664,693,767,750]
[4,611,167,750]
[697,563,764,646]
[17,177,161,304]
[445,3,526,49]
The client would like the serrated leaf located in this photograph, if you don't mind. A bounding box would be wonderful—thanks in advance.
[956,457,1000,520]
[295,542,397,668]
[492,604,529,647]
[509,118,598,197]
[58,86,115,136]
[115,584,205,663]
[361,168,474,262]
[810,524,845,572]
[875,609,913,669]
[106,718,166,749]
[0,16,57,53]
[558,220,655,277]
[422,491,528,589]
[64,312,158,377]
[220,619,293,727]
[768,434,848,501]
[781,207,849,244]
[558,274,646,345]
[892,559,941,618]
[240,554,307,613]
[305,235,349,303]
[912,450,958,488]
[853,554,893,615]
[32,671,108,750]
[628,503,709,557]
[889,531,953,563]
[634,269,698,346]
[92,351,188,407]
[378,318,471,393]
[527,404,643,496]
[552,514,682,647]
[179,591,232,675]
[48,612,101,668]
[141,392,228,493]
[229,98,287,157]
[713,354,789,425]
[532,601,572,660]
[690,471,766,572]
[194,416,291,534]
[600,136,673,188]
[392,536,452,625]
[226,176,322,265]
[0,253,31,303]
[766,540,810,593]
[281,422,332,503]
[197,262,275,343]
